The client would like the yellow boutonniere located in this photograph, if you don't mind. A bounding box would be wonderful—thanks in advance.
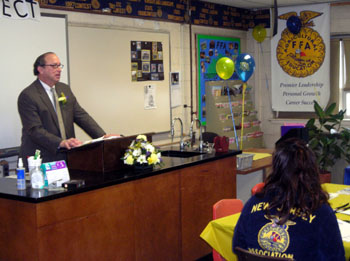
[58,92,67,105]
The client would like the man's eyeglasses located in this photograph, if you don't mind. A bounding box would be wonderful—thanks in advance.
[41,64,64,69]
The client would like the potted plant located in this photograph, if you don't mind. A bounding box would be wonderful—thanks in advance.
[306,101,350,181]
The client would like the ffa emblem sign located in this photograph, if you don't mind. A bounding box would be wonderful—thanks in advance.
[276,11,325,78]
[258,216,295,253]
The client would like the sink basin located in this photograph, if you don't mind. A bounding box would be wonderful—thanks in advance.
[161,150,205,158]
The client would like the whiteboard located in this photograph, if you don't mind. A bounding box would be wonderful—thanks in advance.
[0,13,68,149]
[68,26,171,140]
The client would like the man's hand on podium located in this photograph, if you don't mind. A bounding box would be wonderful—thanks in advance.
[60,138,83,150]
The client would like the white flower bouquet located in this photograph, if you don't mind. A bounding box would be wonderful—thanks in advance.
[122,135,162,166]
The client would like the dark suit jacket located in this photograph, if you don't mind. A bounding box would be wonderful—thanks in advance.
[18,79,105,166]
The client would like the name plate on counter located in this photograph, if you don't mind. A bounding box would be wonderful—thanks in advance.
[42,160,70,185]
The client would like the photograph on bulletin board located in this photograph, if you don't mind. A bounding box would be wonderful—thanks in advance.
[197,35,240,125]
[130,41,164,81]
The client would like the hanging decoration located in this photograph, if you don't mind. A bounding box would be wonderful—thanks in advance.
[234,53,256,149]
[38,0,271,31]
[216,57,235,80]
[286,15,302,34]
[216,57,239,149]
[235,54,256,82]
[253,24,271,109]
[252,25,267,43]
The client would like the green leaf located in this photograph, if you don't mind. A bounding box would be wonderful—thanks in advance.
[314,101,325,119]
[324,102,336,116]
[323,124,334,131]
[306,118,315,128]
[308,139,319,149]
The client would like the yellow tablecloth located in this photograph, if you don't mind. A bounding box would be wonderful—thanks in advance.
[251,153,272,161]
[200,183,350,261]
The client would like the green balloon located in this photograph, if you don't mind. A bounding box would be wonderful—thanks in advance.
[216,57,235,80]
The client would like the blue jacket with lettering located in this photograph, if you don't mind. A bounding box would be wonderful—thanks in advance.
[232,194,345,260]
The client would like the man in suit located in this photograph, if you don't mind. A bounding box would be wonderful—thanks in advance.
[18,52,107,167]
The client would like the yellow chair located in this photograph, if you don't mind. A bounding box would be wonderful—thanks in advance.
[234,247,294,261]
[213,199,244,261]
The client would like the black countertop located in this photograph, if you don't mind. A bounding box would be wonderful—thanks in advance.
[0,148,241,203]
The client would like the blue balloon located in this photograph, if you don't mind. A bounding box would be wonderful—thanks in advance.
[287,15,302,34]
[234,53,255,82]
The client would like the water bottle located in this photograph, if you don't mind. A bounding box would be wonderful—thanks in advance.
[16,158,26,190]
[30,160,44,189]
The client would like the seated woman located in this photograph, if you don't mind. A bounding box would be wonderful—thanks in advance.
[232,138,345,260]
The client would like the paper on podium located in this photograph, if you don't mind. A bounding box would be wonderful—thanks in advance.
[81,135,121,146]
[82,136,104,146]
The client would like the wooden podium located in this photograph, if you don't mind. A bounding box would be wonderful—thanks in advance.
[66,133,153,173]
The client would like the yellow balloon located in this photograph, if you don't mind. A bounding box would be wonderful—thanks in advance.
[252,25,266,43]
[216,57,235,80]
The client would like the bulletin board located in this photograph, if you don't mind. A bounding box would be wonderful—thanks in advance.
[197,34,241,125]
[68,26,171,140]
[130,41,164,81]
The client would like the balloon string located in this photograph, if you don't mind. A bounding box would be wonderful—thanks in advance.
[240,83,247,150]
[259,43,269,90]
[227,85,239,150]
[258,42,273,120]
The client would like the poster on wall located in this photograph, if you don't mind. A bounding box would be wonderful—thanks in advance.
[271,4,330,112]
[197,35,240,125]
[144,84,157,109]
[131,41,164,81]
[170,72,181,108]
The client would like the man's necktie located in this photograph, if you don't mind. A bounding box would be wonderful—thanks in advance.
[51,87,67,140]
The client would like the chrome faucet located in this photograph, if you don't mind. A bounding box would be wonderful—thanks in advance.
[190,118,204,152]
[171,117,185,151]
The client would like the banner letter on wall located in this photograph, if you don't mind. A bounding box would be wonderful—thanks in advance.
[0,0,41,20]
